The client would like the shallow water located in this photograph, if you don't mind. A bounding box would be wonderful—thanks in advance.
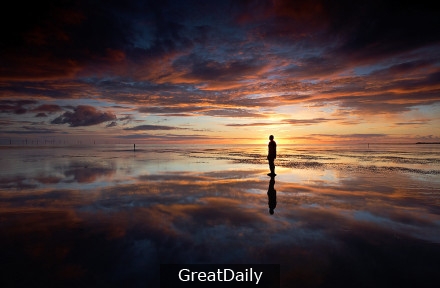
[1,144,440,287]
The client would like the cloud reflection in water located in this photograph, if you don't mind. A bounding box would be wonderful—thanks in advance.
[0,145,439,287]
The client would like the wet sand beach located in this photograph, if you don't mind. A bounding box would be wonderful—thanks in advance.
[1,144,439,287]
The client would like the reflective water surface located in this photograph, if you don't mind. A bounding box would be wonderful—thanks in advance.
[1,144,440,287]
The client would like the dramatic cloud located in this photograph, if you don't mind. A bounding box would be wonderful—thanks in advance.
[0,0,439,143]
[51,105,116,127]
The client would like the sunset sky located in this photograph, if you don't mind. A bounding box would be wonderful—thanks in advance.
[1,0,439,145]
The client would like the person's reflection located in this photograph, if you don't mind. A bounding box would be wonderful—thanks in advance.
[267,176,276,215]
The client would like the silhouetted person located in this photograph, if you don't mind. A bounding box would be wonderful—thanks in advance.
[267,135,277,176]
[267,176,277,215]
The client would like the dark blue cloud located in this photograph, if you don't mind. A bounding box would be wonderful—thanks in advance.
[51,105,116,127]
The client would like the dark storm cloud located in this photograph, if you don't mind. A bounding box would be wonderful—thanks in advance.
[0,0,132,80]
[51,105,116,127]
[233,0,329,42]
[0,0,208,80]
[326,1,440,61]
[233,0,440,62]
[1,0,439,78]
